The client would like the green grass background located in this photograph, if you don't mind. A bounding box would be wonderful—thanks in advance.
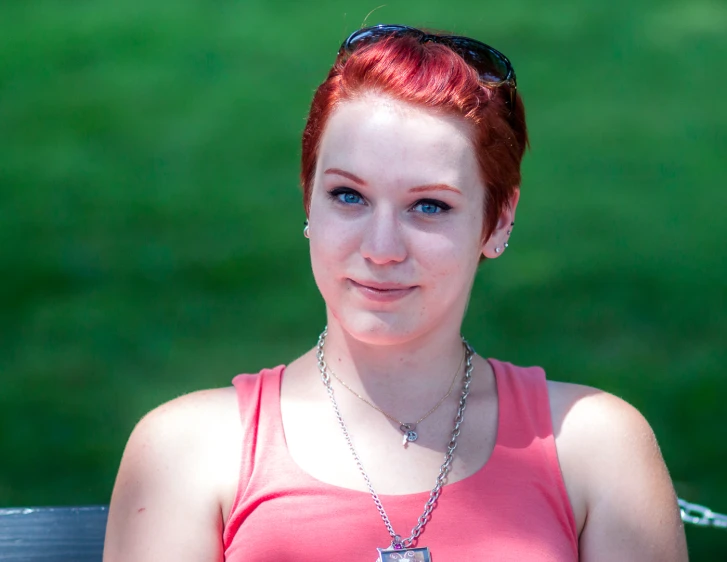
[1,0,725,558]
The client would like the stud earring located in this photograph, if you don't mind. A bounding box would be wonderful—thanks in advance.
[495,247,501,254]
[303,219,310,239]
[504,243,509,249]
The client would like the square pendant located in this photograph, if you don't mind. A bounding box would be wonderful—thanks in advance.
[377,546,431,561]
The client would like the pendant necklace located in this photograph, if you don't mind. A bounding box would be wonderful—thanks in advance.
[316,328,475,562]
[327,348,465,446]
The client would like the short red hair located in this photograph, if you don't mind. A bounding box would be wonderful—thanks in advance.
[301,32,528,240]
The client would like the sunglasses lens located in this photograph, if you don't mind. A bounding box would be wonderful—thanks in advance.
[343,25,414,53]
[341,26,515,92]
[444,37,511,83]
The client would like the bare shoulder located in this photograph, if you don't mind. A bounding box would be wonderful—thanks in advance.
[119,385,242,507]
[135,386,240,440]
[123,387,241,481]
[104,387,241,562]
[546,381,659,522]
[546,381,665,487]
[546,380,687,562]
[547,380,654,442]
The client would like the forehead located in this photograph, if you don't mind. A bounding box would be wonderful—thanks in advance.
[317,94,482,189]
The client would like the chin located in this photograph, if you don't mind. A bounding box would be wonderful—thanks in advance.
[331,309,429,347]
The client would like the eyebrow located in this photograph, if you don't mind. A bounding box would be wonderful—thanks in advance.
[408,183,462,195]
[324,168,367,186]
[324,168,462,195]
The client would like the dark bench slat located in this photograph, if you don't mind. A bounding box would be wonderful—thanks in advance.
[0,506,107,562]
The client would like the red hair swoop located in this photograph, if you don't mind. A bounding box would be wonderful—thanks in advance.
[301,32,528,240]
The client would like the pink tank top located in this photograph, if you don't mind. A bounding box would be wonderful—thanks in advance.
[222,359,579,561]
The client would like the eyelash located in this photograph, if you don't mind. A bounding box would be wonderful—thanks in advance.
[327,187,452,214]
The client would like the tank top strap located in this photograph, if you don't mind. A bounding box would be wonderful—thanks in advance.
[488,358,578,547]
[231,365,285,479]
[223,365,286,547]
[489,358,552,446]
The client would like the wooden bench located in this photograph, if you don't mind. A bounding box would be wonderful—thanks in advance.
[0,506,107,562]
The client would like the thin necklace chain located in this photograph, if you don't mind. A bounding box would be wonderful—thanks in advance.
[326,348,464,427]
[316,327,475,549]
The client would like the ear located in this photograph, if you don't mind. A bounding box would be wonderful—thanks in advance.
[481,187,520,259]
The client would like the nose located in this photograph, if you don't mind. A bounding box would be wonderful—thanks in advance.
[359,208,408,265]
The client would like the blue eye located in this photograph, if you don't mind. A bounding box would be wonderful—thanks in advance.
[328,188,365,206]
[340,192,362,205]
[413,200,451,214]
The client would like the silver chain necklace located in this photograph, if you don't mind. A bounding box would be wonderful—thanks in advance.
[327,348,465,447]
[316,327,475,560]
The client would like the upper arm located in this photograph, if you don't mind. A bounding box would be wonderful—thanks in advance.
[103,388,239,562]
[552,384,688,562]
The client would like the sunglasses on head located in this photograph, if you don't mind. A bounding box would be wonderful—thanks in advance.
[338,24,517,109]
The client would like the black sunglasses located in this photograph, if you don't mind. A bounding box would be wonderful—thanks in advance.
[338,24,517,108]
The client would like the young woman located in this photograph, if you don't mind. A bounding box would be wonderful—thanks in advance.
[103,25,688,561]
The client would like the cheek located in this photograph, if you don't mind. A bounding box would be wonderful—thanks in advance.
[308,221,359,293]
[310,219,359,262]
[414,223,482,276]
[309,240,337,310]
[426,250,476,294]
[309,238,335,283]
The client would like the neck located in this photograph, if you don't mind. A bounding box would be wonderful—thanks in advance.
[318,317,468,406]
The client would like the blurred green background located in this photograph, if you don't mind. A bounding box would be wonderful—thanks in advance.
[1,0,725,558]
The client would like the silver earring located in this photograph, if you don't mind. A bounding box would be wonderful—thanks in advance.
[506,229,511,235]
[303,219,310,239]
[504,242,509,249]
[495,247,501,254]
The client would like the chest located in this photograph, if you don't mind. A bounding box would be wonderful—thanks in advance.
[220,363,582,558]
[280,373,499,495]
[225,469,579,562]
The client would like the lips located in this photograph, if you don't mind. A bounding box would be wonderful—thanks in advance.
[348,278,417,302]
